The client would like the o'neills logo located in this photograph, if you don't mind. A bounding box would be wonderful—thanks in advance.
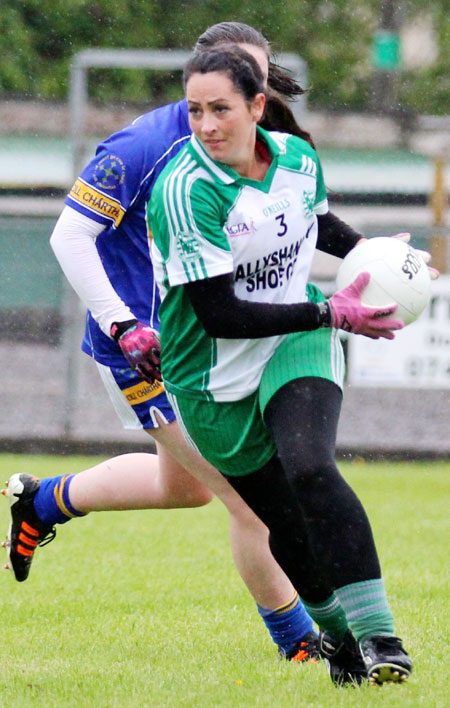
[262,198,290,217]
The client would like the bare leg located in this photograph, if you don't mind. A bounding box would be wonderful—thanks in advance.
[69,419,294,609]
[150,420,294,609]
[69,451,214,510]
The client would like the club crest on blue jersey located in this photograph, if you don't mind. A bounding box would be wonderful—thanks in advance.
[176,231,201,262]
[93,154,126,190]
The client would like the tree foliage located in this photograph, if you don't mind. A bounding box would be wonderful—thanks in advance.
[1,0,448,114]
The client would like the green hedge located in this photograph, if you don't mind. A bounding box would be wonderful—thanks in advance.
[1,0,449,114]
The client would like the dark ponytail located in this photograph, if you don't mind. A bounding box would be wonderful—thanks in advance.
[268,61,306,100]
[261,88,315,148]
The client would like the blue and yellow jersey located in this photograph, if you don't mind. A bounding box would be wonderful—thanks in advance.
[65,99,191,365]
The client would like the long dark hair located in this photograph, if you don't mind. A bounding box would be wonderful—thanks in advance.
[183,46,265,106]
[194,22,314,147]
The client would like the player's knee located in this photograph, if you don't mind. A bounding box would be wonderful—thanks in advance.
[182,484,215,507]
[282,449,338,489]
[162,475,215,507]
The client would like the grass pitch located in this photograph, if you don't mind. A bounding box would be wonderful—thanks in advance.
[0,454,448,707]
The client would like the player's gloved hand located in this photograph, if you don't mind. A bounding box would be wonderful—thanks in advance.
[110,319,162,382]
[327,272,404,340]
[391,232,440,280]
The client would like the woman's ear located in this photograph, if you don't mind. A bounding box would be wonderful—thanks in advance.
[251,93,266,123]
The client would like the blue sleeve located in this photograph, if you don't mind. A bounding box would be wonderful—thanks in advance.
[64,124,149,228]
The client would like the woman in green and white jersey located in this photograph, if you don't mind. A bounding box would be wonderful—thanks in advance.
[149,45,412,685]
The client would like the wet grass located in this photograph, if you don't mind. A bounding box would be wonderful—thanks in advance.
[0,454,448,707]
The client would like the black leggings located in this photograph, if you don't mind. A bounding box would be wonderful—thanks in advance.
[225,377,381,603]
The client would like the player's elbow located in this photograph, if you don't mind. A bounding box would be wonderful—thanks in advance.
[200,317,230,339]
[189,301,232,338]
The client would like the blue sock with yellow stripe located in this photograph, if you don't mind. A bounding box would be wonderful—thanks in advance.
[258,592,316,655]
[33,475,86,525]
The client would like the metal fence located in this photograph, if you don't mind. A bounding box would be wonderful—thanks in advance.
[0,46,448,456]
[1,199,449,458]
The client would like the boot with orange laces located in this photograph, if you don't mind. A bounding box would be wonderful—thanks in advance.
[283,631,320,664]
[2,472,85,581]
[258,594,320,664]
[2,474,57,581]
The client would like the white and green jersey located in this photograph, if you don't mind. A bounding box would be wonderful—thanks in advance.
[149,127,328,402]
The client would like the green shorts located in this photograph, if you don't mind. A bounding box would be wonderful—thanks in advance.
[169,285,345,477]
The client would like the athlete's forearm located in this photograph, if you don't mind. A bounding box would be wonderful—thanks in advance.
[184,275,326,338]
[50,206,134,336]
[316,211,364,258]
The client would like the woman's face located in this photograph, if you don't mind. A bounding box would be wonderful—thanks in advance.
[186,71,265,172]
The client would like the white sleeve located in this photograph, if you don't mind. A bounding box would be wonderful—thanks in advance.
[50,205,135,336]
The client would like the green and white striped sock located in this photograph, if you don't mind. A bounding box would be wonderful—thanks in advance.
[302,593,348,641]
[334,579,394,641]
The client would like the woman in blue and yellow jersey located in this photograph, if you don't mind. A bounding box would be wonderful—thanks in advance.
[149,45,412,687]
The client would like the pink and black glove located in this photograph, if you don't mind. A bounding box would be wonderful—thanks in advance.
[327,272,404,340]
[110,319,162,382]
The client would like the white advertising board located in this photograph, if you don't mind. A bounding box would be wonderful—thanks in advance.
[347,274,450,388]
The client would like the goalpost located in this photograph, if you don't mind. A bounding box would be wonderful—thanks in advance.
[69,48,308,179]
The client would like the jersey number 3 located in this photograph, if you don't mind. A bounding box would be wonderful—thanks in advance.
[275,213,288,237]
